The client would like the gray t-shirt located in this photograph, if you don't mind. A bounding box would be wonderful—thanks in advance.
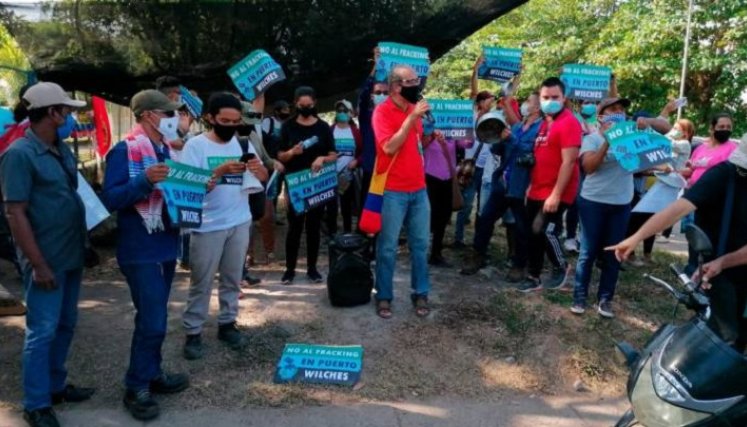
[579,132,634,205]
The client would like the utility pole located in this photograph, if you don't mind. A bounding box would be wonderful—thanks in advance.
[677,0,694,121]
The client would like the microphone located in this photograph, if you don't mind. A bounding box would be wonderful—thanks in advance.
[416,93,435,123]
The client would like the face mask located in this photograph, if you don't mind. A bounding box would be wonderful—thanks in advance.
[373,94,387,106]
[520,103,531,117]
[297,106,316,118]
[581,104,597,118]
[277,112,290,120]
[540,100,563,115]
[667,129,683,140]
[600,112,626,125]
[212,122,238,142]
[399,85,420,104]
[714,130,732,143]
[335,112,349,123]
[56,113,76,140]
[156,115,179,142]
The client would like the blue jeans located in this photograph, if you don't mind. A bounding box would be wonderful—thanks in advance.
[454,167,483,243]
[573,197,631,305]
[375,189,430,301]
[473,173,508,255]
[120,261,176,391]
[22,267,83,411]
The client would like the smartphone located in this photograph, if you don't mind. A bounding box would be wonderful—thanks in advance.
[240,153,256,163]
[674,97,688,109]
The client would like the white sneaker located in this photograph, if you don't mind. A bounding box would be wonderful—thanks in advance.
[563,239,579,253]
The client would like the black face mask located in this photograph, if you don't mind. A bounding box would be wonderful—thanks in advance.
[212,122,238,142]
[297,106,316,118]
[399,85,420,104]
[714,130,732,143]
[277,112,291,120]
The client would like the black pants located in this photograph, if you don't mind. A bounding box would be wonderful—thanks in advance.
[526,199,567,278]
[708,275,747,353]
[286,205,323,273]
[426,174,453,258]
[627,212,655,255]
[327,185,357,234]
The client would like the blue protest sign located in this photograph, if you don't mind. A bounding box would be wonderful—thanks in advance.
[228,49,286,101]
[284,162,338,214]
[428,99,475,141]
[274,343,363,387]
[179,86,203,118]
[375,42,430,83]
[560,64,611,101]
[604,121,673,173]
[160,160,212,227]
[478,46,522,83]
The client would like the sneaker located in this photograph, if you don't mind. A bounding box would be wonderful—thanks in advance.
[598,300,614,318]
[23,407,60,427]
[241,273,261,287]
[281,270,295,285]
[123,389,159,421]
[218,322,247,350]
[178,261,191,271]
[459,251,486,275]
[51,384,95,405]
[306,269,324,283]
[183,334,203,360]
[516,277,542,293]
[150,372,189,394]
[506,267,524,283]
[570,303,586,315]
[545,265,571,290]
[563,239,579,253]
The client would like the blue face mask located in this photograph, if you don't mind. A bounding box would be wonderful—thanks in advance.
[335,112,349,123]
[600,112,627,125]
[57,113,76,140]
[581,104,597,118]
[373,94,387,106]
[540,100,563,115]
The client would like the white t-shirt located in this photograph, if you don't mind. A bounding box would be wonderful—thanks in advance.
[180,133,255,233]
[333,126,355,172]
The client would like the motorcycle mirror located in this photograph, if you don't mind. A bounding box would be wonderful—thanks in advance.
[685,225,713,256]
[475,111,507,144]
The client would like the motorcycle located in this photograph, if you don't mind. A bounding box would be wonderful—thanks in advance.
[615,225,747,427]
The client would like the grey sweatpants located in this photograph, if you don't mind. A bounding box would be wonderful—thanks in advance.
[182,221,250,335]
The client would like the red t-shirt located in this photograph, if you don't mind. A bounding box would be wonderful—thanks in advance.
[372,97,426,192]
[528,108,582,204]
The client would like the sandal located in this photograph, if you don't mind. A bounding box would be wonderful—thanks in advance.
[412,295,430,318]
[376,300,393,319]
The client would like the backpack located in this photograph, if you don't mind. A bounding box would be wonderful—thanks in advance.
[327,233,373,307]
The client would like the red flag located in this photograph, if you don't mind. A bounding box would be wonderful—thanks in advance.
[92,96,111,157]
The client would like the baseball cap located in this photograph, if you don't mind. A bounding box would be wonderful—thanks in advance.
[334,99,354,112]
[240,101,262,126]
[130,89,183,116]
[597,97,631,115]
[23,82,86,109]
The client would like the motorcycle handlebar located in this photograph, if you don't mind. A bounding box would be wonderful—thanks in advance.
[669,263,698,293]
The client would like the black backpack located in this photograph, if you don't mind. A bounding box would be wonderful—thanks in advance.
[327,233,373,307]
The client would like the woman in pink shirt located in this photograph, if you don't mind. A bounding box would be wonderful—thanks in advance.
[682,113,737,187]
[423,128,473,266]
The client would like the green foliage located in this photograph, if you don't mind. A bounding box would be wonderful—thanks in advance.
[428,0,747,135]
[0,24,31,105]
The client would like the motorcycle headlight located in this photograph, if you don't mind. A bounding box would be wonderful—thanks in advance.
[631,359,710,427]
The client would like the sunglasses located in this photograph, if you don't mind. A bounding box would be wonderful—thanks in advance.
[395,77,421,87]
[373,90,389,96]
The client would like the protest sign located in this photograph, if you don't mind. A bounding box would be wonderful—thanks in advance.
[179,85,203,118]
[159,160,212,227]
[334,137,356,171]
[560,64,611,101]
[428,99,475,141]
[274,343,363,387]
[375,42,430,83]
[228,49,286,101]
[284,162,338,214]
[604,121,673,173]
[478,46,522,83]
[76,172,110,230]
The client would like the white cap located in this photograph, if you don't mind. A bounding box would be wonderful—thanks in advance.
[23,82,86,109]
[335,99,354,114]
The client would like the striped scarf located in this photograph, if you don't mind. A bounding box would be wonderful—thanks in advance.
[125,125,164,233]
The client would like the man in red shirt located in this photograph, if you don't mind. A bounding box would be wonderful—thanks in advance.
[518,77,582,293]
[372,65,432,319]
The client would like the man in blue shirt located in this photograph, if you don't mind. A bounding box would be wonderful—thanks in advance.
[0,82,92,427]
[102,90,189,421]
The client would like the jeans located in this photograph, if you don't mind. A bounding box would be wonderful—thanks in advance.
[526,199,567,278]
[573,197,631,305]
[22,267,83,411]
[454,167,483,243]
[375,189,430,301]
[120,261,176,391]
[473,175,508,255]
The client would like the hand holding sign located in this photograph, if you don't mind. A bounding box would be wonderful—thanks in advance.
[146,163,170,184]
[219,160,247,176]
[228,49,286,101]
[478,46,523,83]
[604,121,673,173]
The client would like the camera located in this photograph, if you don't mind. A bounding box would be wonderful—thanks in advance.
[515,152,535,168]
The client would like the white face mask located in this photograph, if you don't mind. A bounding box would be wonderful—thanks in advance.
[520,103,531,117]
[156,115,179,142]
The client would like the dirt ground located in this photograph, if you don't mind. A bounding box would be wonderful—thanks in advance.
[0,217,688,412]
